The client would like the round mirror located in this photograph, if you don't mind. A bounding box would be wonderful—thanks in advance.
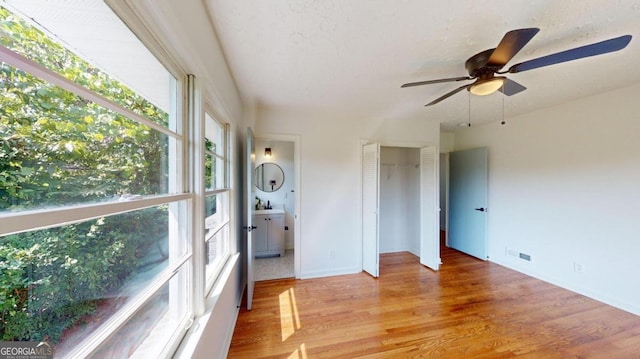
[254,162,284,192]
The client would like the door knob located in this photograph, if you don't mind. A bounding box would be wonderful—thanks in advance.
[243,225,258,232]
[474,207,486,212]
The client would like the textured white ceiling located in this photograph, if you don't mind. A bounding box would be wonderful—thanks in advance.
[205,0,640,129]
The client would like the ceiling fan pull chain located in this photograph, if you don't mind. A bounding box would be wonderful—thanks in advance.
[501,82,506,125]
[468,91,471,127]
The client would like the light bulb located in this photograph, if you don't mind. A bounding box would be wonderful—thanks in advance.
[469,77,505,96]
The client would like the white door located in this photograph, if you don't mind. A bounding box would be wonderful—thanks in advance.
[419,146,440,270]
[362,143,380,277]
[245,127,256,310]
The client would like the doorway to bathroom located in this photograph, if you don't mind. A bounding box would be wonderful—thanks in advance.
[253,135,300,281]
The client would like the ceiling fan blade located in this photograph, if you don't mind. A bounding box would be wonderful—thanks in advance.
[499,78,527,96]
[507,35,632,73]
[425,84,471,106]
[401,76,472,88]
[487,28,540,67]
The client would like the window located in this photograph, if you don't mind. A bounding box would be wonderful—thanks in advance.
[204,112,231,288]
[0,3,199,357]
[0,67,171,211]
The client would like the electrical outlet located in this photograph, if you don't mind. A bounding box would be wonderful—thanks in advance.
[506,247,531,262]
[573,262,584,273]
[329,250,336,260]
[506,248,518,257]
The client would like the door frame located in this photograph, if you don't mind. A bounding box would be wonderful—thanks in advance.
[359,140,440,274]
[441,152,450,247]
[447,147,489,260]
[245,127,255,310]
[253,133,302,278]
[419,145,440,270]
[362,143,380,277]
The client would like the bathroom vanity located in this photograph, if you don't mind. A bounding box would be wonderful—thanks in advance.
[253,209,285,258]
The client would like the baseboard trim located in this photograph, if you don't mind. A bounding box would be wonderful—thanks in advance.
[299,266,361,279]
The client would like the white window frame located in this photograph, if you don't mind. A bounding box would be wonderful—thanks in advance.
[0,9,195,358]
[202,109,232,292]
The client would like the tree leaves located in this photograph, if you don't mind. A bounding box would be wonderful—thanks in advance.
[0,6,173,344]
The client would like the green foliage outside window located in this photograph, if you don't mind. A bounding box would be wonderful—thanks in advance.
[0,7,172,344]
[0,8,169,128]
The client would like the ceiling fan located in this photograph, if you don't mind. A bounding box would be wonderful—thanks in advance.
[402,28,632,106]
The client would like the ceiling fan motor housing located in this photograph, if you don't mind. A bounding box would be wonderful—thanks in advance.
[465,48,501,78]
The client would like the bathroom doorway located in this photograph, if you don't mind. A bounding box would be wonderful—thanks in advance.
[253,135,300,280]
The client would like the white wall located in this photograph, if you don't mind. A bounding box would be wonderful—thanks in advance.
[380,147,420,254]
[439,153,448,230]
[254,140,295,248]
[453,83,640,316]
[255,108,439,278]
[440,132,455,153]
[439,132,454,230]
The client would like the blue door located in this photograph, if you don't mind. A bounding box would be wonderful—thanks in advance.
[449,147,488,260]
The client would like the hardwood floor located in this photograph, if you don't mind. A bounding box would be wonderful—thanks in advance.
[228,246,640,358]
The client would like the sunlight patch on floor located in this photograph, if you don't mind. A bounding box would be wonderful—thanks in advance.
[279,287,301,341]
[286,343,308,359]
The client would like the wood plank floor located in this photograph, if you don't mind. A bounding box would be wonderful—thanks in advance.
[228,246,640,358]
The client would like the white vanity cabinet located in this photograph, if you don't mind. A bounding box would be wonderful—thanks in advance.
[253,209,285,258]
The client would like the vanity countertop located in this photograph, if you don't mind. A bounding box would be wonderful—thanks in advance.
[254,209,285,215]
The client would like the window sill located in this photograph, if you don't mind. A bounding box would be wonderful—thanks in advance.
[173,253,241,358]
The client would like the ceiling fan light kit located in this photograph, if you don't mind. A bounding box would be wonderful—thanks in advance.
[469,77,505,96]
[402,28,632,107]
